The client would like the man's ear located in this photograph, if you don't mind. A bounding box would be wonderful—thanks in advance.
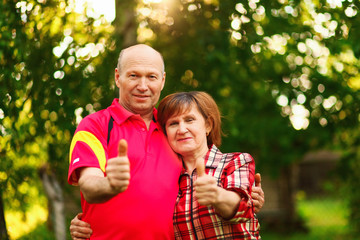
[115,68,121,88]
[161,72,166,90]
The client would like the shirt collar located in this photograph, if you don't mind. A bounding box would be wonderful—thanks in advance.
[108,98,159,129]
[179,144,221,175]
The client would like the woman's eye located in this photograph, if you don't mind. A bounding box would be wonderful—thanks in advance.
[186,118,194,122]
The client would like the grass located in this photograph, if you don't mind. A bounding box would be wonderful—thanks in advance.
[7,195,353,240]
[298,197,349,238]
[261,195,352,240]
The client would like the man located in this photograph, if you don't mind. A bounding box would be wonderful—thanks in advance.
[68,44,264,239]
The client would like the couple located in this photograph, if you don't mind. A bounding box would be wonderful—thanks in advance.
[68,44,263,239]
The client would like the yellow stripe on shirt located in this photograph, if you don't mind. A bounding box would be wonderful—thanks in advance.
[69,131,106,172]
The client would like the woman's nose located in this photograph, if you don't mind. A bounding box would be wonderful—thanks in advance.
[177,122,188,134]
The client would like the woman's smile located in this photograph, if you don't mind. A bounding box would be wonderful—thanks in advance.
[165,105,210,159]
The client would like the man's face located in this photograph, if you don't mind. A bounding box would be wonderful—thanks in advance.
[115,46,165,116]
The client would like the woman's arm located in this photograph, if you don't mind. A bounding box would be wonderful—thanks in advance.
[194,175,241,219]
[194,152,257,220]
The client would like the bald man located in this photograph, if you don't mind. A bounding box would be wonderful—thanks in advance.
[68,44,264,240]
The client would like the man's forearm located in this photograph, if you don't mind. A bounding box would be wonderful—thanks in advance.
[79,174,117,203]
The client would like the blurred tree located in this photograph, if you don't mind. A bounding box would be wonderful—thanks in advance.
[0,1,32,238]
[138,0,360,232]
[1,0,116,238]
[1,0,140,237]
[2,0,360,237]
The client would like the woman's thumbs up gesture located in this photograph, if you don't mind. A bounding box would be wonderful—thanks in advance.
[194,160,219,206]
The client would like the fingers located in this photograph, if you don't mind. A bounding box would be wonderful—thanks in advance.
[76,213,83,220]
[251,185,265,214]
[70,229,92,240]
[194,175,218,206]
[118,139,128,157]
[196,160,205,177]
[70,213,92,240]
[254,173,261,187]
[106,139,130,193]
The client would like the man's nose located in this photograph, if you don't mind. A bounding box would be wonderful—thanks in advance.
[137,77,148,91]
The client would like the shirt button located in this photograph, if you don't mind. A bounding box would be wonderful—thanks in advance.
[141,128,146,131]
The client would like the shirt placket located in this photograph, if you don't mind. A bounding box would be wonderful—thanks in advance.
[189,172,199,240]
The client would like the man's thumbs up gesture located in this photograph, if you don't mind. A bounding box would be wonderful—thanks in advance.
[106,139,130,194]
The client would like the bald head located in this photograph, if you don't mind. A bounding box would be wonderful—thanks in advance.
[117,44,165,74]
[114,43,166,119]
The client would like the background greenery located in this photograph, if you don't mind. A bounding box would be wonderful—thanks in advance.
[1,0,359,239]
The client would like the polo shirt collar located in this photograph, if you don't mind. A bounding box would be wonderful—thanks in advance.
[108,98,159,128]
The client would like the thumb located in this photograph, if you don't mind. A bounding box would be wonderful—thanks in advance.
[196,160,205,177]
[255,173,261,187]
[76,213,83,220]
[118,139,128,157]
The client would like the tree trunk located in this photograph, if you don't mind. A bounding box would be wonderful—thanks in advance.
[280,166,296,224]
[39,165,65,240]
[279,165,305,232]
[0,190,9,240]
[114,0,137,48]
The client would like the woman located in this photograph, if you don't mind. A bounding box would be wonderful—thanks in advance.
[70,91,261,239]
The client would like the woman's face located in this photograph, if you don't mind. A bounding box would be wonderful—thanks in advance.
[165,105,211,159]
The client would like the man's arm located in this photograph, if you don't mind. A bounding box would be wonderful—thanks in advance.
[251,173,265,213]
[78,139,130,203]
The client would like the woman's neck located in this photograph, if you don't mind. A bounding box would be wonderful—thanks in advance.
[182,147,209,173]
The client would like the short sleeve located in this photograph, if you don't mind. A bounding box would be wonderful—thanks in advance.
[67,115,108,185]
[223,153,255,223]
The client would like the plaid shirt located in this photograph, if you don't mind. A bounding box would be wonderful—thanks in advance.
[173,145,261,240]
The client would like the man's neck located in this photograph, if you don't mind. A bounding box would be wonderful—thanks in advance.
[140,112,153,130]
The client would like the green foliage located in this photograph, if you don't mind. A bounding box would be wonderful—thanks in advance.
[17,223,55,240]
[142,0,360,230]
[0,1,117,237]
[262,196,351,240]
[337,127,360,236]
[2,0,360,237]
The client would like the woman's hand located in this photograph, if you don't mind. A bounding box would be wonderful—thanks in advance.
[70,213,92,240]
[194,161,241,219]
[194,174,220,206]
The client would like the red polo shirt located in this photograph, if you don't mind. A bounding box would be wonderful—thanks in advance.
[68,99,182,240]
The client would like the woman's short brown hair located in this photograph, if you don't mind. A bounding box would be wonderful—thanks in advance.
[157,91,222,147]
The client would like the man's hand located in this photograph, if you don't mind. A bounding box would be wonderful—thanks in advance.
[70,213,92,240]
[78,139,131,203]
[106,139,131,193]
[252,173,265,214]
